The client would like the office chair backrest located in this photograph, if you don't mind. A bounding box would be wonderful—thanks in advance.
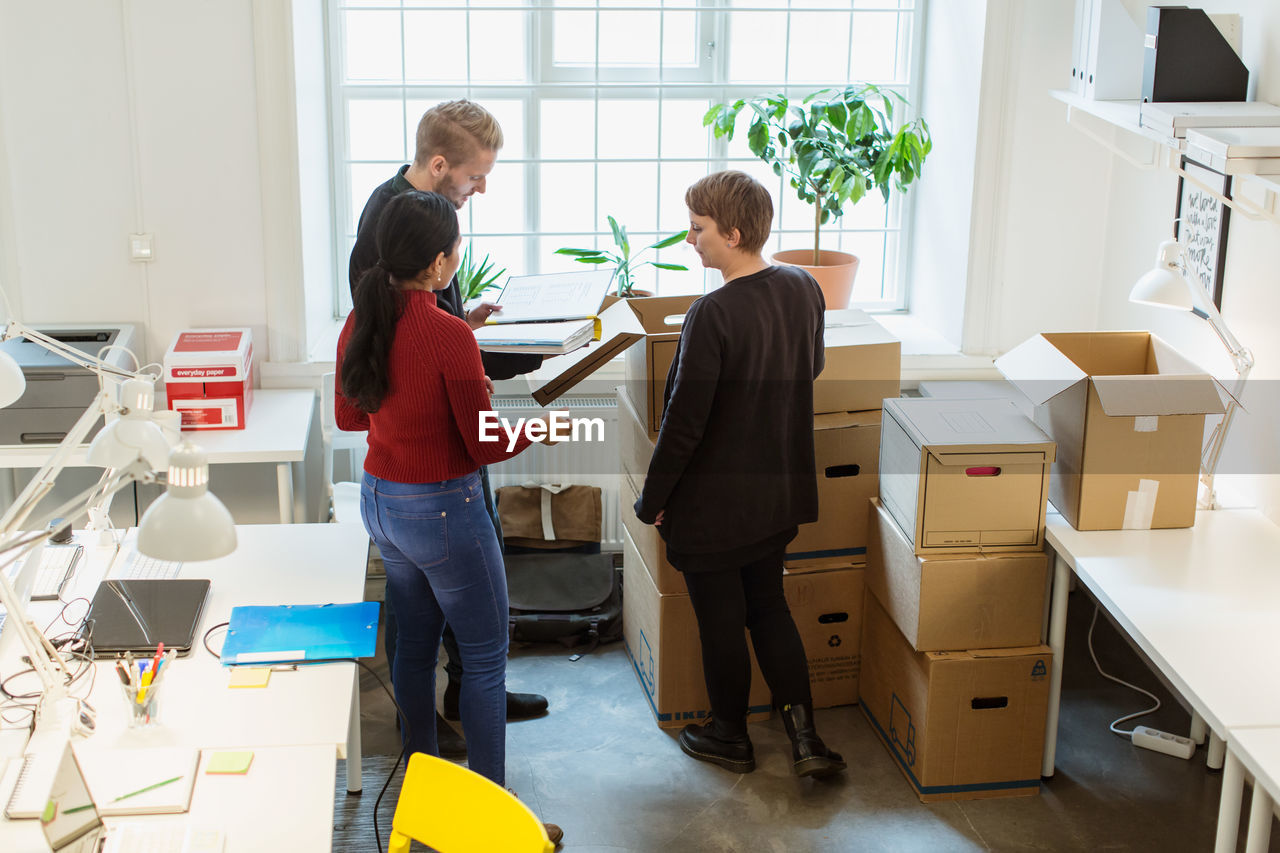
[389,752,554,853]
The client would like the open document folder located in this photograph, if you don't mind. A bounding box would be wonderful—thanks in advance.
[474,318,597,355]
[219,601,379,665]
[473,269,615,354]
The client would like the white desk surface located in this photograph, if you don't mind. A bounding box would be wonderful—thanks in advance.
[0,389,315,468]
[0,745,336,853]
[0,522,369,851]
[1230,726,1280,802]
[1046,508,1280,734]
[80,523,368,751]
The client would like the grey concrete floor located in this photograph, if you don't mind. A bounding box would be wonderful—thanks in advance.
[336,571,1280,852]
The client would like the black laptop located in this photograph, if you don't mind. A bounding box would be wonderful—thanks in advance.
[87,579,211,658]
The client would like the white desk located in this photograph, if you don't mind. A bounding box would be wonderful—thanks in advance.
[0,389,316,524]
[1228,726,1280,853]
[0,745,335,853]
[0,522,371,851]
[1043,508,1280,853]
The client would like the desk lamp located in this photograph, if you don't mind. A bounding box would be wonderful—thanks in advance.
[0,317,237,737]
[1130,239,1254,509]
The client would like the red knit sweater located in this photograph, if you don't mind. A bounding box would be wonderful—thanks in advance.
[335,289,533,483]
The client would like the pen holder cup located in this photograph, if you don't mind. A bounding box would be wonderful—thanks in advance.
[120,679,160,727]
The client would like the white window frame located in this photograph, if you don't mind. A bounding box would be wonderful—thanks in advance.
[325,1,927,317]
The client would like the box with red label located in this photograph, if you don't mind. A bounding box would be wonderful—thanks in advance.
[163,328,254,430]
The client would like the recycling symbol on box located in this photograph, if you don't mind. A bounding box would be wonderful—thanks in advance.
[827,634,841,648]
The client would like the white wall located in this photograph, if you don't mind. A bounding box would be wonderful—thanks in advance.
[988,0,1280,520]
[0,0,271,363]
[0,0,325,524]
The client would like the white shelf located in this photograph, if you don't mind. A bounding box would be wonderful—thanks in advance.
[1051,89,1280,224]
[1050,89,1186,153]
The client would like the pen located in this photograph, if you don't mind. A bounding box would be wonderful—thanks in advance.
[137,668,153,704]
[155,649,177,679]
[114,662,131,686]
[111,774,184,803]
[149,642,165,675]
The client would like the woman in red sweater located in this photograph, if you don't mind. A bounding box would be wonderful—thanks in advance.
[336,190,543,789]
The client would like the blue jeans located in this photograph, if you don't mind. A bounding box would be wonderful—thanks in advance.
[360,471,509,785]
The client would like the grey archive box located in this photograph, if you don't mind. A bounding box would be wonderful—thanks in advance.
[877,397,1056,555]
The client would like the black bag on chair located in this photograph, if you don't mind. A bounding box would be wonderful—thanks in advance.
[505,552,622,650]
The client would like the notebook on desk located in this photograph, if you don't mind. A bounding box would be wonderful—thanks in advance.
[5,740,221,853]
[87,579,211,658]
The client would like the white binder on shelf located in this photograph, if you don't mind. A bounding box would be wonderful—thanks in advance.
[1082,0,1145,101]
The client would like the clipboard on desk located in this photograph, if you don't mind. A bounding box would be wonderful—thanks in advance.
[219,602,380,665]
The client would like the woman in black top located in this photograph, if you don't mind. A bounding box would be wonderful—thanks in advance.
[634,171,845,778]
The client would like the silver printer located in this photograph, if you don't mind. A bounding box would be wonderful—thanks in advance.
[0,323,139,444]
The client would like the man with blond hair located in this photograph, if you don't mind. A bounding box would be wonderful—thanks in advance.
[348,100,552,766]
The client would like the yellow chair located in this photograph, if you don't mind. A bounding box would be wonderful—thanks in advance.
[388,752,555,853]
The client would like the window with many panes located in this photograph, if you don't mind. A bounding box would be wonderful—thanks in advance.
[328,1,924,316]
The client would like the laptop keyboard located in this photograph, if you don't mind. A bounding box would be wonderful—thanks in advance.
[112,551,183,581]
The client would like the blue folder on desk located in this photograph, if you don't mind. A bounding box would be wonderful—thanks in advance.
[220,602,380,665]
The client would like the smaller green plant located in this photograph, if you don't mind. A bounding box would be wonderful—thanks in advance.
[456,242,507,302]
[555,216,689,297]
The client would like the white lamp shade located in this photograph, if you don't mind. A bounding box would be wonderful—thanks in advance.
[87,417,171,470]
[137,490,237,561]
[0,349,26,408]
[136,441,236,561]
[1129,239,1199,311]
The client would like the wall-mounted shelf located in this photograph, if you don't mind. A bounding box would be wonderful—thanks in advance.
[1051,89,1280,225]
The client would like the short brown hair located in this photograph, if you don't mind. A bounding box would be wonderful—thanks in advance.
[685,170,773,254]
[414,100,503,166]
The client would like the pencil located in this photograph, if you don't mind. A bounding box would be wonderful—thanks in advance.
[112,774,184,802]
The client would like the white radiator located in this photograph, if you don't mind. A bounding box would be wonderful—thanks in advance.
[488,394,623,551]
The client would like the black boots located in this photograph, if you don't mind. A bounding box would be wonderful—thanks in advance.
[780,702,846,778]
[678,717,756,773]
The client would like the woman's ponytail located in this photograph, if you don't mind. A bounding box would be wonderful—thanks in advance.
[340,190,460,413]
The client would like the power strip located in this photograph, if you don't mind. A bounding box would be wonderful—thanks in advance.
[1131,725,1196,759]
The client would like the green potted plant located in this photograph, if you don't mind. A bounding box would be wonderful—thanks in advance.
[456,242,506,302]
[555,216,689,298]
[704,84,931,308]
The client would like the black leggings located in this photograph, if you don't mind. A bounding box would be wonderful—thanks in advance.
[681,548,811,727]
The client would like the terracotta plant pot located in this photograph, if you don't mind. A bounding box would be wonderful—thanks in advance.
[771,249,860,310]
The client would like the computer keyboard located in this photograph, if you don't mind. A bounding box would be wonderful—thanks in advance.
[2,545,82,601]
[112,550,183,581]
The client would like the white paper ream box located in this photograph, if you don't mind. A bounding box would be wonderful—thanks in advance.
[995,331,1224,531]
[878,397,1055,555]
[163,328,254,431]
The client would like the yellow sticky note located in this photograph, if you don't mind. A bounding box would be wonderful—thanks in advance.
[228,667,271,688]
[206,751,254,775]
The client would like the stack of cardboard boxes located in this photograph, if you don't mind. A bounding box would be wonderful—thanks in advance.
[859,397,1057,802]
[618,298,900,727]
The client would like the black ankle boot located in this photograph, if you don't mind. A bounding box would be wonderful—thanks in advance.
[678,716,755,773]
[780,702,846,778]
